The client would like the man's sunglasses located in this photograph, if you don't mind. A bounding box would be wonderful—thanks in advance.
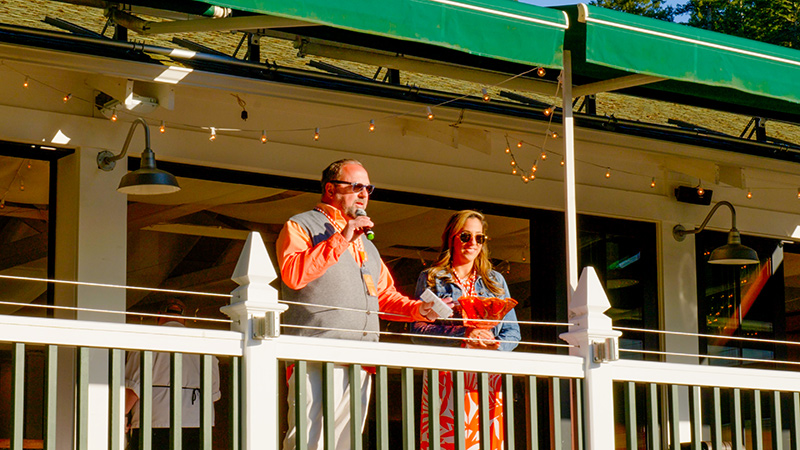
[458,231,487,245]
[329,180,375,195]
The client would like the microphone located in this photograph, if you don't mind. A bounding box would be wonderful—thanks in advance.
[355,208,375,240]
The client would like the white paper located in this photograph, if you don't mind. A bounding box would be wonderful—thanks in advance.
[419,288,453,319]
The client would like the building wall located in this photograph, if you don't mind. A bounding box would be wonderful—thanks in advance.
[1,47,799,362]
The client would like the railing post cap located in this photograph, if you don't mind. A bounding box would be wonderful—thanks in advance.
[569,266,612,317]
[232,231,278,287]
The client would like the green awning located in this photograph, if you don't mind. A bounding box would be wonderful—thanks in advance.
[567,4,800,120]
[211,0,568,68]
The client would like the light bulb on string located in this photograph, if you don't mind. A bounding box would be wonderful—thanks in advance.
[369,119,375,132]
[209,127,217,141]
[482,88,490,102]
[63,93,72,103]
[0,198,4,209]
[159,121,166,133]
[517,141,523,148]
[426,107,434,121]
[605,168,611,179]
[110,112,118,122]
[512,167,517,175]
[530,173,535,181]
[747,190,752,199]
[560,158,565,167]
[537,67,546,77]
[314,127,320,141]
[23,77,28,88]
[261,130,267,143]
[543,106,553,117]
[540,151,547,160]
[522,175,529,183]
[697,186,704,196]
[510,160,516,166]
[505,146,510,154]
[19,178,24,191]
[531,161,538,172]
[27,161,32,170]
[797,188,800,199]
[650,178,656,188]
[550,130,558,139]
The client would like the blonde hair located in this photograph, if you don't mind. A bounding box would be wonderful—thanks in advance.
[426,210,503,296]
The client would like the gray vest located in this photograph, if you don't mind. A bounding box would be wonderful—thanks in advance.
[281,209,382,342]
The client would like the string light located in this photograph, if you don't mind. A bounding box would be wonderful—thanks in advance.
[522,175,529,183]
[797,188,800,199]
[0,198,4,209]
[747,190,753,199]
[605,168,611,178]
[531,161,538,172]
[650,177,656,188]
[510,160,516,166]
[512,168,517,175]
[530,173,535,181]
[9,68,593,189]
[27,161,32,170]
[697,186,704,196]
[19,179,24,191]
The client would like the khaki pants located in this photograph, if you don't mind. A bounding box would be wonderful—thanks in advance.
[282,363,371,450]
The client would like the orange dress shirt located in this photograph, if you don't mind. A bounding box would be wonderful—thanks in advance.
[276,203,425,322]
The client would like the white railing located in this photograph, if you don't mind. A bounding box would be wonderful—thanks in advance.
[4,231,800,450]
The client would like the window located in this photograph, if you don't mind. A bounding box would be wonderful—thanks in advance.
[0,151,56,317]
[696,232,794,367]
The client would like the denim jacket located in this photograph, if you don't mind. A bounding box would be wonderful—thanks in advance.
[411,268,521,352]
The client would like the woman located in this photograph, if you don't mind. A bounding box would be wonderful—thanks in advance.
[412,210,521,450]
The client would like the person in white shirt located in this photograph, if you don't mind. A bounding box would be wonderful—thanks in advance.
[125,299,221,448]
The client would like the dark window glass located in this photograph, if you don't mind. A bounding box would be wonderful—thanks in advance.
[578,216,659,359]
[0,155,51,317]
[696,232,793,368]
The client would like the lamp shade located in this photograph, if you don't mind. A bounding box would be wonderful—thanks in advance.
[117,147,180,195]
[708,228,759,265]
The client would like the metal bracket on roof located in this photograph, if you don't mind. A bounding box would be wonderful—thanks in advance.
[572,74,666,98]
[740,117,767,142]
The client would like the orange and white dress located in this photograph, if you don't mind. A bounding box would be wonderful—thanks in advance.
[411,268,520,450]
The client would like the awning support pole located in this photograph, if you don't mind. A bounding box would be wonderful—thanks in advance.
[562,50,579,297]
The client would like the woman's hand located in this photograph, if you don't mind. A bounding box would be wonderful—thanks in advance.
[464,328,499,350]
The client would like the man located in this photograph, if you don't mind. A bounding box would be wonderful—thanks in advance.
[125,299,221,448]
[276,159,441,450]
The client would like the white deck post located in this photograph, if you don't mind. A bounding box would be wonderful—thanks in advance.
[221,232,288,450]
[562,50,579,299]
[560,267,622,450]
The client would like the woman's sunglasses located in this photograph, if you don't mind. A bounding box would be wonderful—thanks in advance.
[458,231,487,245]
